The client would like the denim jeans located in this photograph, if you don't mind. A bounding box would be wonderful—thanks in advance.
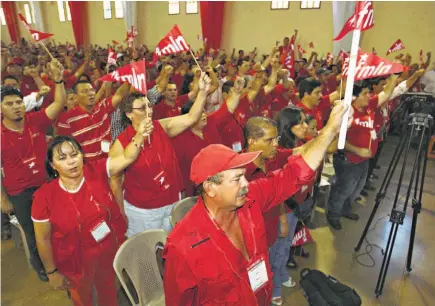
[269,212,298,298]
[326,154,369,221]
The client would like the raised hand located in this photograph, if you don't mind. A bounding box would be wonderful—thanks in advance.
[198,72,212,93]
[50,59,65,82]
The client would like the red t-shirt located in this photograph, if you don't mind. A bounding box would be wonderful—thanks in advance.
[297,100,325,130]
[1,111,52,195]
[271,85,296,114]
[234,92,262,127]
[55,97,114,161]
[31,158,126,278]
[152,94,190,120]
[345,96,379,164]
[171,103,233,196]
[244,149,293,247]
[20,76,39,97]
[117,122,183,209]
[327,75,338,93]
[220,117,245,152]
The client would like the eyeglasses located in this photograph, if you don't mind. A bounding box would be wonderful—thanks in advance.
[131,105,152,113]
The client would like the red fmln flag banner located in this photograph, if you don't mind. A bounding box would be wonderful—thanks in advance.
[107,48,118,66]
[125,26,138,43]
[309,42,314,48]
[342,50,404,81]
[298,44,307,54]
[99,60,147,94]
[386,39,405,55]
[153,25,190,61]
[284,35,296,78]
[18,13,54,42]
[333,1,374,41]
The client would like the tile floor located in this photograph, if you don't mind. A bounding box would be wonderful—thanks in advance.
[2,136,435,306]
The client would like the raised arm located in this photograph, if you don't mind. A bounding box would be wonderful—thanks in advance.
[112,81,132,108]
[263,58,280,95]
[226,77,245,113]
[378,74,399,108]
[45,59,67,121]
[159,73,211,138]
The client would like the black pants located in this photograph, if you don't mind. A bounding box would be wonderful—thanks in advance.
[367,141,384,181]
[9,186,44,272]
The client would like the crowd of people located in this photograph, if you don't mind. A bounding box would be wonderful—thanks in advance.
[1,33,434,306]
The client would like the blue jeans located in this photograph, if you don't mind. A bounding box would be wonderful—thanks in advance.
[327,154,369,221]
[269,212,298,298]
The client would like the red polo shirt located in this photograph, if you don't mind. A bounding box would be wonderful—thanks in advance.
[171,103,233,196]
[244,148,293,247]
[117,121,183,209]
[345,96,379,164]
[55,97,114,161]
[234,90,264,127]
[152,94,190,120]
[1,111,52,195]
[31,158,126,278]
[163,154,315,306]
[297,99,325,130]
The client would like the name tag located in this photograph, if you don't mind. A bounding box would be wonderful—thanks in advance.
[247,259,268,292]
[91,221,111,242]
[101,140,111,153]
[232,142,242,153]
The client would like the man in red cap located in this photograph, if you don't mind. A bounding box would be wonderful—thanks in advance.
[163,101,350,305]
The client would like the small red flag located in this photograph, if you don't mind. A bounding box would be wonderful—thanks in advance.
[153,25,190,61]
[298,45,307,54]
[18,13,54,42]
[112,40,120,45]
[107,48,118,66]
[309,42,314,48]
[99,60,147,94]
[386,39,405,55]
[125,26,138,43]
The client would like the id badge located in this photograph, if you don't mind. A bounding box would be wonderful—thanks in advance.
[101,140,110,153]
[91,221,111,242]
[232,142,242,153]
[247,259,268,292]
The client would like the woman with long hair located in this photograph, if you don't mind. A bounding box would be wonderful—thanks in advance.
[32,127,151,305]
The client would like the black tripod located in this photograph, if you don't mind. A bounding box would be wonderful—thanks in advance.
[354,111,433,297]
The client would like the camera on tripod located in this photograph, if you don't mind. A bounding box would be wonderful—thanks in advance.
[401,92,435,115]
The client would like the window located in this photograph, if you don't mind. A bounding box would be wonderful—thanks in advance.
[300,1,321,9]
[186,1,198,14]
[24,3,33,24]
[114,1,124,18]
[271,0,289,10]
[168,0,180,15]
[57,1,71,22]
[0,8,6,26]
[103,1,112,19]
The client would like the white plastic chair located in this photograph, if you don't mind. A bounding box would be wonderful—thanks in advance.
[9,215,32,268]
[113,229,167,306]
[169,196,197,228]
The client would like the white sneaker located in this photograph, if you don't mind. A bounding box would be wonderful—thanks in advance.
[282,278,297,288]
[271,297,283,305]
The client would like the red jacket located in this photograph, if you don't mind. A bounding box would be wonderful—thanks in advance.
[163,155,315,305]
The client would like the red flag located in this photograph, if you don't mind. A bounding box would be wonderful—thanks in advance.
[298,44,307,54]
[107,48,118,66]
[99,60,147,94]
[309,42,314,48]
[284,35,296,78]
[420,49,425,68]
[112,40,120,45]
[333,1,374,41]
[292,225,313,247]
[125,26,138,43]
[386,39,405,55]
[18,13,54,42]
[342,50,404,81]
[154,25,190,60]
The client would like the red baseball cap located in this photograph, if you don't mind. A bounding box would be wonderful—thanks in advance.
[190,144,261,185]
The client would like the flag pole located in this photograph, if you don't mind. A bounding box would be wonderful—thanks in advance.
[189,49,203,72]
[337,27,361,150]
[39,42,54,60]
[145,99,151,144]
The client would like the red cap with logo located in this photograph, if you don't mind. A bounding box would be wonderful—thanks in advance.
[190,144,261,185]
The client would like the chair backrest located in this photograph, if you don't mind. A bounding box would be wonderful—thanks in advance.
[170,196,197,228]
[113,229,167,306]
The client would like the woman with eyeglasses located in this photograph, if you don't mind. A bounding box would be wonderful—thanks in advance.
[109,73,211,237]
[31,129,151,305]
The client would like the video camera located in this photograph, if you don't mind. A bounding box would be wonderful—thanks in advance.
[401,92,435,115]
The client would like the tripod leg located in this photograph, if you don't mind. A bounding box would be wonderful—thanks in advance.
[406,126,431,271]
[355,127,409,252]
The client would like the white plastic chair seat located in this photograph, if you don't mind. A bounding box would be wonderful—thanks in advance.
[9,215,32,268]
[170,196,197,228]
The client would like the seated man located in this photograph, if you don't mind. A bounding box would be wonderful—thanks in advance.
[163,101,349,305]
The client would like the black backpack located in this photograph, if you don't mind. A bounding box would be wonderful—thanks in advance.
[299,268,362,306]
